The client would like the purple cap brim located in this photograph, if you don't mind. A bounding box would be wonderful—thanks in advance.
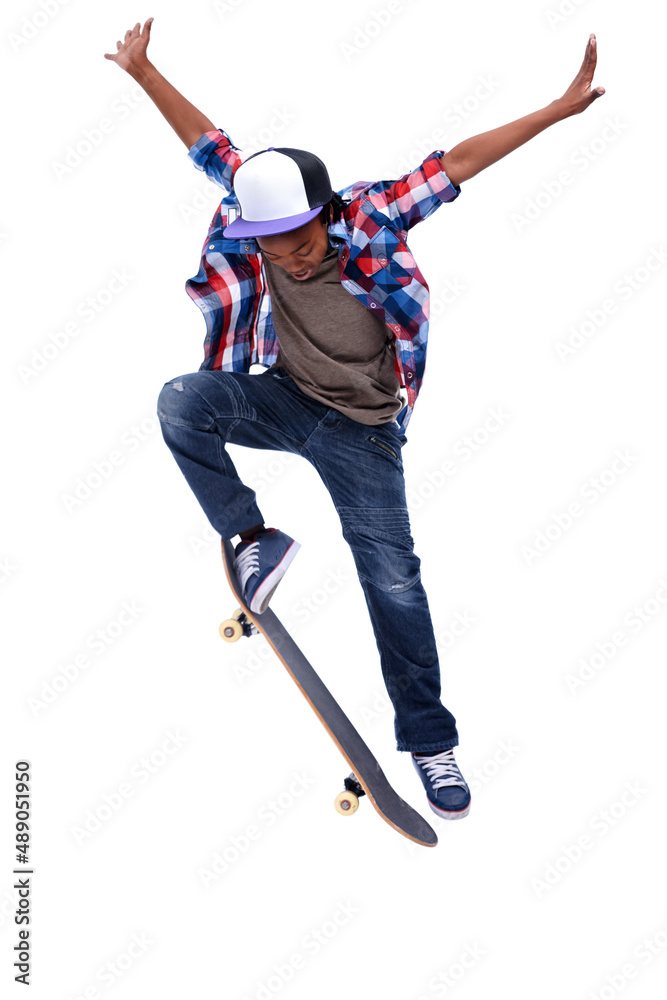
[222,206,323,238]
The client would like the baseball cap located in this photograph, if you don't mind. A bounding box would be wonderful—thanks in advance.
[223,146,334,238]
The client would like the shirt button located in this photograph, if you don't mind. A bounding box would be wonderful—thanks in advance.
[208,244,215,250]
[370,302,377,308]
[244,244,251,252]
[379,256,387,264]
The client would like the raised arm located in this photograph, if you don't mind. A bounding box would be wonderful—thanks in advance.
[441,34,605,187]
[104,18,215,149]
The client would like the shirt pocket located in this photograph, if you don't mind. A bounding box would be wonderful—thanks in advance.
[350,226,416,291]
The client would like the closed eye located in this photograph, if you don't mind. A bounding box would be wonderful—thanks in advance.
[264,244,312,261]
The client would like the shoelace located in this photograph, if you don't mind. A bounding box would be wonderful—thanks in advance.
[234,541,260,592]
[414,751,466,790]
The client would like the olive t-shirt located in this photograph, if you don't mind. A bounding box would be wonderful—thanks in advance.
[262,242,404,426]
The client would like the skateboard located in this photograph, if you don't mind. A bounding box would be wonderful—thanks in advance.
[219,540,438,848]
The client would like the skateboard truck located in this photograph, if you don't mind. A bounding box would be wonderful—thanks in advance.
[219,608,258,642]
[334,774,366,816]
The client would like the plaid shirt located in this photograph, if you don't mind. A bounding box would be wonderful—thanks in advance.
[185,129,461,433]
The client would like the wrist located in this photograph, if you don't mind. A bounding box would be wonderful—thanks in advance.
[127,59,159,89]
[547,98,573,123]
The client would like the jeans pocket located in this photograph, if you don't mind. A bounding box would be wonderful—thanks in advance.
[369,435,398,460]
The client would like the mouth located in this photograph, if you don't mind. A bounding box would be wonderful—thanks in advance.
[290,268,312,280]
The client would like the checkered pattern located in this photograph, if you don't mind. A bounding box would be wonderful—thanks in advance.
[185,128,461,433]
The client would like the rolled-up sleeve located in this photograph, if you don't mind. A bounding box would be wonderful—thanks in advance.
[187,128,244,192]
[364,150,461,230]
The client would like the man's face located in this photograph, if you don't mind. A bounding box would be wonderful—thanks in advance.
[256,213,330,281]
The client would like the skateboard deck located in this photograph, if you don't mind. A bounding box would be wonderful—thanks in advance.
[219,540,437,848]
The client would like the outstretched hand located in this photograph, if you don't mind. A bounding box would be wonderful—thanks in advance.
[556,33,605,116]
[104,17,154,73]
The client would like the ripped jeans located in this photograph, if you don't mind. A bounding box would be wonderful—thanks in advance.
[157,365,458,753]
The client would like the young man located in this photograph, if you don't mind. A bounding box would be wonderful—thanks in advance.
[105,19,604,822]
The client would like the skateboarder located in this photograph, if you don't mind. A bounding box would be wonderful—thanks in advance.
[105,19,604,822]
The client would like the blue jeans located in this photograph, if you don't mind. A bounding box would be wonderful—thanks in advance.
[157,366,458,753]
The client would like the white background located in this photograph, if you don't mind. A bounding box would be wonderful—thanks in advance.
[3,0,667,997]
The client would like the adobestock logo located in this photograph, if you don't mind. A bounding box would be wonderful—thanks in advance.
[545,0,591,29]
[0,556,17,586]
[63,932,153,998]
[511,117,628,233]
[407,406,511,513]
[18,268,134,385]
[395,76,501,174]
[554,245,667,361]
[564,577,667,695]
[238,901,359,1000]
[413,942,486,1000]
[198,772,316,887]
[60,413,159,514]
[339,1,406,63]
[69,731,190,846]
[520,448,639,566]
[584,915,667,1000]
[50,87,147,181]
[530,781,648,898]
[26,600,145,717]
[212,0,248,14]
[8,0,73,53]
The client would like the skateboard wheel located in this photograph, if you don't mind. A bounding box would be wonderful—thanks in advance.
[219,618,244,642]
[334,790,359,816]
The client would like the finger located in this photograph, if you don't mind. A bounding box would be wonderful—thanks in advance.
[587,33,597,70]
[573,39,593,83]
[579,35,597,84]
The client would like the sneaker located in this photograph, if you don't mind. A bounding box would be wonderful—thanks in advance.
[411,749,471,820]
[233,528,300,614]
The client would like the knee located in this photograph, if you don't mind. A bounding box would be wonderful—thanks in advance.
[341,507,421,594]
[157,374,213,430]
[370,547,421,594]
